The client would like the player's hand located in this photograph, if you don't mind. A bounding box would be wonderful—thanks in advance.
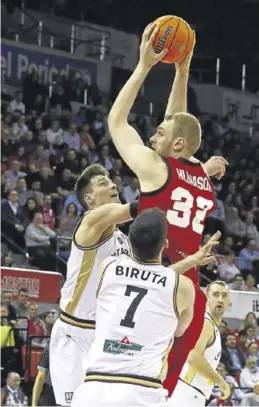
[193,231,221,266]
[204,156,229,180]
[218,377,231,400]
[175,31,196,74]
[139,23,168,69]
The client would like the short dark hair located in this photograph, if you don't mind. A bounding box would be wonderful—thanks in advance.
[75,164,108,209]
[129,208,167,262]
[206,280,229,294]
[18,288,28,295]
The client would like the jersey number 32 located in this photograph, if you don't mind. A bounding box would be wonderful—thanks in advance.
[167,187,214,234]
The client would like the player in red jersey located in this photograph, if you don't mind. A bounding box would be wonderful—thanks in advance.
[107,23,229,399]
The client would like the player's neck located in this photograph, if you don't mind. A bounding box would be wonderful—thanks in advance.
[132,254,161,265]
[170,151,192,161]
[206,309,221,326]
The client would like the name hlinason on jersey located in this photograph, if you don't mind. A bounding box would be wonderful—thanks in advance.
[116,265,167,287]
[176,168,212,192]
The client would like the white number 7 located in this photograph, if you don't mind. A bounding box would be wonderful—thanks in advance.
[166,187,214,235]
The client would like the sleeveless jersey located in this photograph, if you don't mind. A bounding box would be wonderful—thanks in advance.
[180,312,222,398]
[85,255,179,388]
[138,157,216,284]
[60,215,130,328]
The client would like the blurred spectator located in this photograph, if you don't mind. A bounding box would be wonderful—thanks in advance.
[25,212,57,271]
[5,160,27,191]
[246,343,259,366]
[15,177,27,206]
[59,203,80,236]
[244,213,259,248]
[12,288,28,317]
[241,383,259,406]
[46,120,64,155]
[218,236,235,255]
[12,116,28,141]
[240,357,259,392]
[245,325,259,346]
[43,312,55,337]
[1,291,16,320]
[219,320,228,344]
[10,91,25,115]
[244,274,258,292]
[218,250,240,282]
[122,177,140,203]
[23,198,39,228]
[238,330,249,354]
[239,240,259,272]
[1,372,27,406]
[98,144,114,171]
[207,190,225,234]
[79,122,96,151]
[225,207,246,239]
[41,195,56,230]
[209,382,237,406]
[19,302,46,346]
[64,122,80,151]
[1,189,25,249]
[229,274,245,291]
[1,252,19,269]
[26,180,44,207]
[57,169,75,198]
[211,362,244,404]
[240,313,258,331]
[221,333,246,375]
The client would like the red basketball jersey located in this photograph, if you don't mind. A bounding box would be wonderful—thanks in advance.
[138,157,216,284]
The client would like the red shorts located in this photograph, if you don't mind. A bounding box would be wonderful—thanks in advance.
[163,284,207,397]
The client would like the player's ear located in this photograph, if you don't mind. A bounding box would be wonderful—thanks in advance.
[173,137,185,152]
[164,239,169,249]
[84,192,93,207]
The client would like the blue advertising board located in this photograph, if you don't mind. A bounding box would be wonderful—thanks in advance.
[1,42,97,86]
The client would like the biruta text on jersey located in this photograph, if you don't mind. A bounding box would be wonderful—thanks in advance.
[116,265,167,287]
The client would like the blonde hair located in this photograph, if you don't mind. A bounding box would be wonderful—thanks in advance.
[206,280,229,294]
[166,112,201,155]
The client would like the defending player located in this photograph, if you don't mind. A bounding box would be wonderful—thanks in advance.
[107,23,228,396]
[72,209,220,406]
[168,281,230,405]
[50,164,138,406]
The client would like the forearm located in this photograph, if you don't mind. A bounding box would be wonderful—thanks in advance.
[32,374,45,406]
[165,70,189,117]
[188,352,223,386]
[169,255,196,274]
[108,63,150,124]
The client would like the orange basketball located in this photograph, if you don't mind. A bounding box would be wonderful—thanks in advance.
[153,15,194,64]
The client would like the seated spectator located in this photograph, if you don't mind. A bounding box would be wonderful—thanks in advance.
[1,372,26,406]
[1,189,25,249]
[225,206,246,239]
[246,325,259,347]
[63,193,83,215]
[5,159,27,191]
[25,212,57,271]
[1,291,16,321]
[246,343,259,366]
[219,320,228,344]
[244,274,259,292]
[240,357,259,392]
[64,122,80,151]
[57,169,75,199]
[80,122,96,151]
[23,198,39,228]
[56,218,73,261]
[209,382,237,406]
[217,236,235,255]
[221,333,246,375]
[15,176,27,206]
[211,362,244,403]
[218,250,240,282]
[46,120,64,155]
[229,274,245,291]
[11,288,28,318]
[25,180,44,207]
[245,213,259,248]
[0,305,15,348]
[207,190,225,234]
[59,203,80,235]
[38,167,59,199]
[238,330,249,353]
[19,302,46,346]
[41,195,56,230]
[122,177,140,203]
[12,115,28,141]
[97,144,114,171]
[10,91,25,115]
[241,382,259,406]
[58,149,80,179]
[43,312,55,337]
[239,239,259,272]
[240,313,257,331]
[1,251,19,269]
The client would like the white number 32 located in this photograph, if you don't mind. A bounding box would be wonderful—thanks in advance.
[166,187,214,235]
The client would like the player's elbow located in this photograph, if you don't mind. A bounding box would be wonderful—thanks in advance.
[187,349,201,366]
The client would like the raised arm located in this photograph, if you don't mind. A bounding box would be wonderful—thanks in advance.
[75,202,136,248]
[108,24,167,178]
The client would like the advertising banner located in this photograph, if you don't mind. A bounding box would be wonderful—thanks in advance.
[1,267,62,303]
[224,290,259,320]
[1,41,97,87]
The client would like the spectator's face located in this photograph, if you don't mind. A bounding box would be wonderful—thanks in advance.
[27,199,36,211]
[228,182,236,194]
[0,305,9,318]
[226,253,235,264]
[3,252,13,267]
[230,207,239,218]
[24,131,33,140]
[1,291,12,305]
[11,160,20,172]
[224,237,233,248]
[239,334,247,344]
[80,157,88,169]
[8,190,18,204]
[34,213,43,225]
[16,92,23,103]
[226,335,236,348]
[101,145,109,157]
[249,343,258,355]
[17,290,28,304]
[130,177,139,190]
[29,164,37,173]
[44,195,52,206]
[45,313,55,325]
[70,123,77,134]
[217,364,227,378]
[113,159,123,172]
[67,204,76,215]
[246,213,254,225]
[28,304,38,319]
[219,322,227,335]
[17,146,25,157]
[7,373,21,390]
[52,121,60,131]
[246,274,256,287]
[112,175,123,190]
[67,150,76,161]
[32,181,41,191]
[246,327,256,339]
[207,283,229,317]
[63,169,71,179]
[82,123,90,132]
[86,175,119,208]
[246,357,257,371]
[17,178,26,189]
[234,275,244,289]
[251,196,258,207]
[246,313,256,325]
[35,119,42,130]
[40,167,49,179]
[247,240,256,251]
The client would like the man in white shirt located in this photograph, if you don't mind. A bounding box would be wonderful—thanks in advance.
[10,91,25,114]
[122,176,140,203]
[218,250,240,283]
[240,357,259,392]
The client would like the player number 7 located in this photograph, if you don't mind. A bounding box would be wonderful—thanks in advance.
[167,187,214,234]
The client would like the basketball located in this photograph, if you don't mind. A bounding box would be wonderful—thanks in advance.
[153,15,195,64]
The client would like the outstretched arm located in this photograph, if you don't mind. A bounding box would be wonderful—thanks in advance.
[108,24,167,177]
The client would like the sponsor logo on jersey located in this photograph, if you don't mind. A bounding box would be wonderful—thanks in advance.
[103,336,143,356]
[65,392,73,403]
[111,248,129,257]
